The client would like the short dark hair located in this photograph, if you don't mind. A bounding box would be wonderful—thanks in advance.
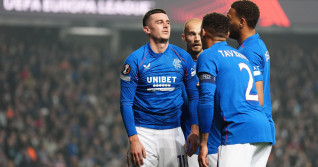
[142,8,167,27]
[231,0,260,28]
[202,12,229,38]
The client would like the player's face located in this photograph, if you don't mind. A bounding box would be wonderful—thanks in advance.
[145,13,171,41]
[227,8,241,40]
[184,22,202,54]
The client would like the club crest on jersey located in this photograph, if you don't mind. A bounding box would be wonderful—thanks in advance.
[143,63,151,69]
[122,64,131,74]
[173,59,181,69]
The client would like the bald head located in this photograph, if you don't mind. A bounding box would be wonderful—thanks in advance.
[182,18,202,60]
[183,18,202,35]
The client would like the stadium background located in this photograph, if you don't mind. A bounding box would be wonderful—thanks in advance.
[0,0,317,166]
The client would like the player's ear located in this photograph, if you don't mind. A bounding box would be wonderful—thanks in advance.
[181,33,185,42]
[201,28,206,37]
[144,26,150,34]
[240,17,246,28]
[226,31,230,38]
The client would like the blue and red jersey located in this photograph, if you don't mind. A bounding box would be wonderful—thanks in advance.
[197,41,272,145]
[238,33,275,145]
[120,43,199,137]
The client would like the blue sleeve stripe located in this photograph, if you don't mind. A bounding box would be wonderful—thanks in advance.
[199,73,216,84]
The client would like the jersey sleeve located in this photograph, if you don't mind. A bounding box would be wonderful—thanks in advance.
[196,51,218,76]
[182,52,199,126]
[120,55,138,137]
[244,50,264,82]
[196,51,217,133]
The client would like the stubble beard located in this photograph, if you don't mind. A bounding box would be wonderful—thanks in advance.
[189,48,202,56]
[229,26,240,40]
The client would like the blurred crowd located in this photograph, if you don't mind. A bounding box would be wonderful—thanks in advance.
[268,43,318,167]
[0,29,317,167]
[0,30,131,167]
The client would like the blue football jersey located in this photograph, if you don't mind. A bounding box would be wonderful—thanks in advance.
[238,34,275,145]
[120,43,199,137]
[197,41,272,145]
[181,61,221,154]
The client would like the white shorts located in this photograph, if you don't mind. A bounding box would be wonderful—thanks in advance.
[128,127,187,167]
[187,153,218,167]
[218,143,272,167]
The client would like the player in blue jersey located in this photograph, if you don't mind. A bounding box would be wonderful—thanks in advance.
[120,9,199,167]
[227,0,275,155]
[180,18,221,167]
[196,12,272,167]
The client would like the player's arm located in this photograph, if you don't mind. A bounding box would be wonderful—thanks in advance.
[196,53,217,167]
[196,53,217,136]
[120,62,138,137]
[197,72,216,138]
[183,56,200,156]
[120,60,146,166]
[184,63,199,127]
[199,133,210,167]
[186,124,199,156]
[245,50,264,106]
[197,72,216,167]
[255,81,264,106]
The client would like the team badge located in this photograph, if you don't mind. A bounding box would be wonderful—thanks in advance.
[173,59,181,69]
[122,64,131,74]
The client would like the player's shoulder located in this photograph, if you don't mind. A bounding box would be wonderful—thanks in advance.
[125,44,149,63]
[197,49,217,68]
[200,42,231,60]
[168,44,185,53]
[243,34,268,54]
[169,44,190,56]
[129,44,149,58]
[169,44,192,62]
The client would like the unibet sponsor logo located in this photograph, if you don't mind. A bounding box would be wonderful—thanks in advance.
[146,76,176,91]
[146,76,177,84]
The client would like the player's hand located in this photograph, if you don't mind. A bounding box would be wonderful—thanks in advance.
[186,124,199,156]
[129,135,146,167]
[198,145,209,167]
